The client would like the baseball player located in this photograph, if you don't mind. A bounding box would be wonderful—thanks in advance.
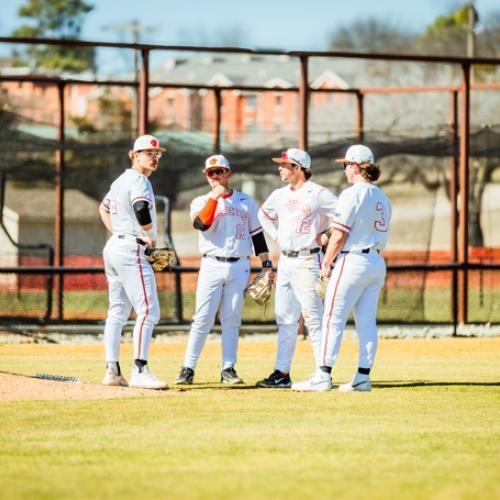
[294,144,392,392]
[99,134,168,390]
[174,154,273,385]
[256,148,338,388]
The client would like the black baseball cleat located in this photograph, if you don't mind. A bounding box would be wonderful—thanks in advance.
[174,366,194,385]
[220,367,244,384]
[256,370,292,388]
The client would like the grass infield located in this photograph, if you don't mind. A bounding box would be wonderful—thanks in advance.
[0,337,499,499]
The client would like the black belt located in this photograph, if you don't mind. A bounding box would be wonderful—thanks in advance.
[341,248,379,254]
[203,254,240,262]
[281,247,320,258]
[117,234,146,246]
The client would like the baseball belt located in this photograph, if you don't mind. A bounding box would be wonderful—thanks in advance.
[203,254,244,262]
[116,234,146,246]
[281,247,320,258]
[340,248,379,254]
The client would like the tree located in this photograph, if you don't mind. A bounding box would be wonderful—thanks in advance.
[329,18,415,53]
[418,3,478,56]
[11,0,95,73]
[97,90,131,133]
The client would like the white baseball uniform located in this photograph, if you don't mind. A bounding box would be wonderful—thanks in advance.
[101,168,160,363]
[183,190,263,370]
[259,180,338,373]
[321,181,392,369]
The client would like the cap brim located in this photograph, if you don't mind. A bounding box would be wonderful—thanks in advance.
[272,157,307,167]
[334,158,346,164]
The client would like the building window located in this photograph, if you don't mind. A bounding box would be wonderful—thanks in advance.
[246,95,257,109]
[166,96,175,112]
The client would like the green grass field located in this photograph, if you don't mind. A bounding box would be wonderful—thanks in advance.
[0,337,499,499]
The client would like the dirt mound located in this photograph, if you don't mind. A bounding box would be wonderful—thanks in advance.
[0,372,169,402]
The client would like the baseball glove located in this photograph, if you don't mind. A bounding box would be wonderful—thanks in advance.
[247,270,274,305]
[144,246,176,272]
[315,275,330,300]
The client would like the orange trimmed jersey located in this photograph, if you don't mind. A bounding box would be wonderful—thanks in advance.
[190,190,263,257]
[331,182,392,252]
[259,180,337,251]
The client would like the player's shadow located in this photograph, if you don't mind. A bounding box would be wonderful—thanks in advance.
[372,380,500,389]
[173,383,261,391]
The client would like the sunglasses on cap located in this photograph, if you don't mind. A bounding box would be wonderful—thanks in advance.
[206,168,227,177]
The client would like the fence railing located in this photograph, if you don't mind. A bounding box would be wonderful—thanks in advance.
[0,263,498,331]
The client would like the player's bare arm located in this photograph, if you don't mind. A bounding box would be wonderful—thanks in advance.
[99,203,113,232]
[321,228,348,277]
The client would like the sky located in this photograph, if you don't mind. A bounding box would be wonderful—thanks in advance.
[0,0,499,72]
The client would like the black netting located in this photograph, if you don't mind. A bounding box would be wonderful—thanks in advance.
[1,80,500,324]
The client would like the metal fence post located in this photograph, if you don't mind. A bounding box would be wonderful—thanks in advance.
[299,55,309,151]
[458,63,471,325]
[213,88,222,152]
[54,81,65,320]
[139,49,150,135]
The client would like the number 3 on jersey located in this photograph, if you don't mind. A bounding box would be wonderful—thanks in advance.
[374,202,388,232]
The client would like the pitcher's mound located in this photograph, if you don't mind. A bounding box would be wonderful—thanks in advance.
[0,372,168,402]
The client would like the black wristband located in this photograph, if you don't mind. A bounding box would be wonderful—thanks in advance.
[262,259,273,268]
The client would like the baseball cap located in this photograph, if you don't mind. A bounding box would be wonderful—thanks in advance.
[272,148,311,170]
[133,134,167,152]
[335,144,374,165]
[203,154,231,172]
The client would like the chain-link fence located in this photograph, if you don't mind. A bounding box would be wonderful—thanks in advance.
[1,39,499,327]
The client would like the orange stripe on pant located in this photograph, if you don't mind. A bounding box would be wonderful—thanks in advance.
[136,244,150,360]
[322,254,347,366]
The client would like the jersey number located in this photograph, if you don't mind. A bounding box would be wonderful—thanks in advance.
[296,217,311,234]
[374,202,388,232]
[235,224,245,240]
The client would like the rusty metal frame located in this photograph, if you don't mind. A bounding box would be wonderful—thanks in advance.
[1,37,500,323]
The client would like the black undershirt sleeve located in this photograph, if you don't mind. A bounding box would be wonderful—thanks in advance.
[252,231,269,256]
[193,215,211,231]
[133,200,152,226]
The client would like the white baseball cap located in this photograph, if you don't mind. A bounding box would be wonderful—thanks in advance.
[203,154,231,172]
[133,134,166,152]
[335,144,374,165]
[272,148,311,170]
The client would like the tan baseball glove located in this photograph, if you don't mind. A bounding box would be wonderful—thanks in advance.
[144,246,176,272]
[247,270,274,305]
[315,275,330,300]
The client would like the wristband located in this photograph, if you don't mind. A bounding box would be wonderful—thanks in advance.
[262,259,273,268]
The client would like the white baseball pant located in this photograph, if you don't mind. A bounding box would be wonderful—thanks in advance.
[103,234,160,362]
[321,251,386,369]
[183,256,250,370]
[274,252,324,373]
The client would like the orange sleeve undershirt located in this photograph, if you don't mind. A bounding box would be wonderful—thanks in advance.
[197,198,218,225]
